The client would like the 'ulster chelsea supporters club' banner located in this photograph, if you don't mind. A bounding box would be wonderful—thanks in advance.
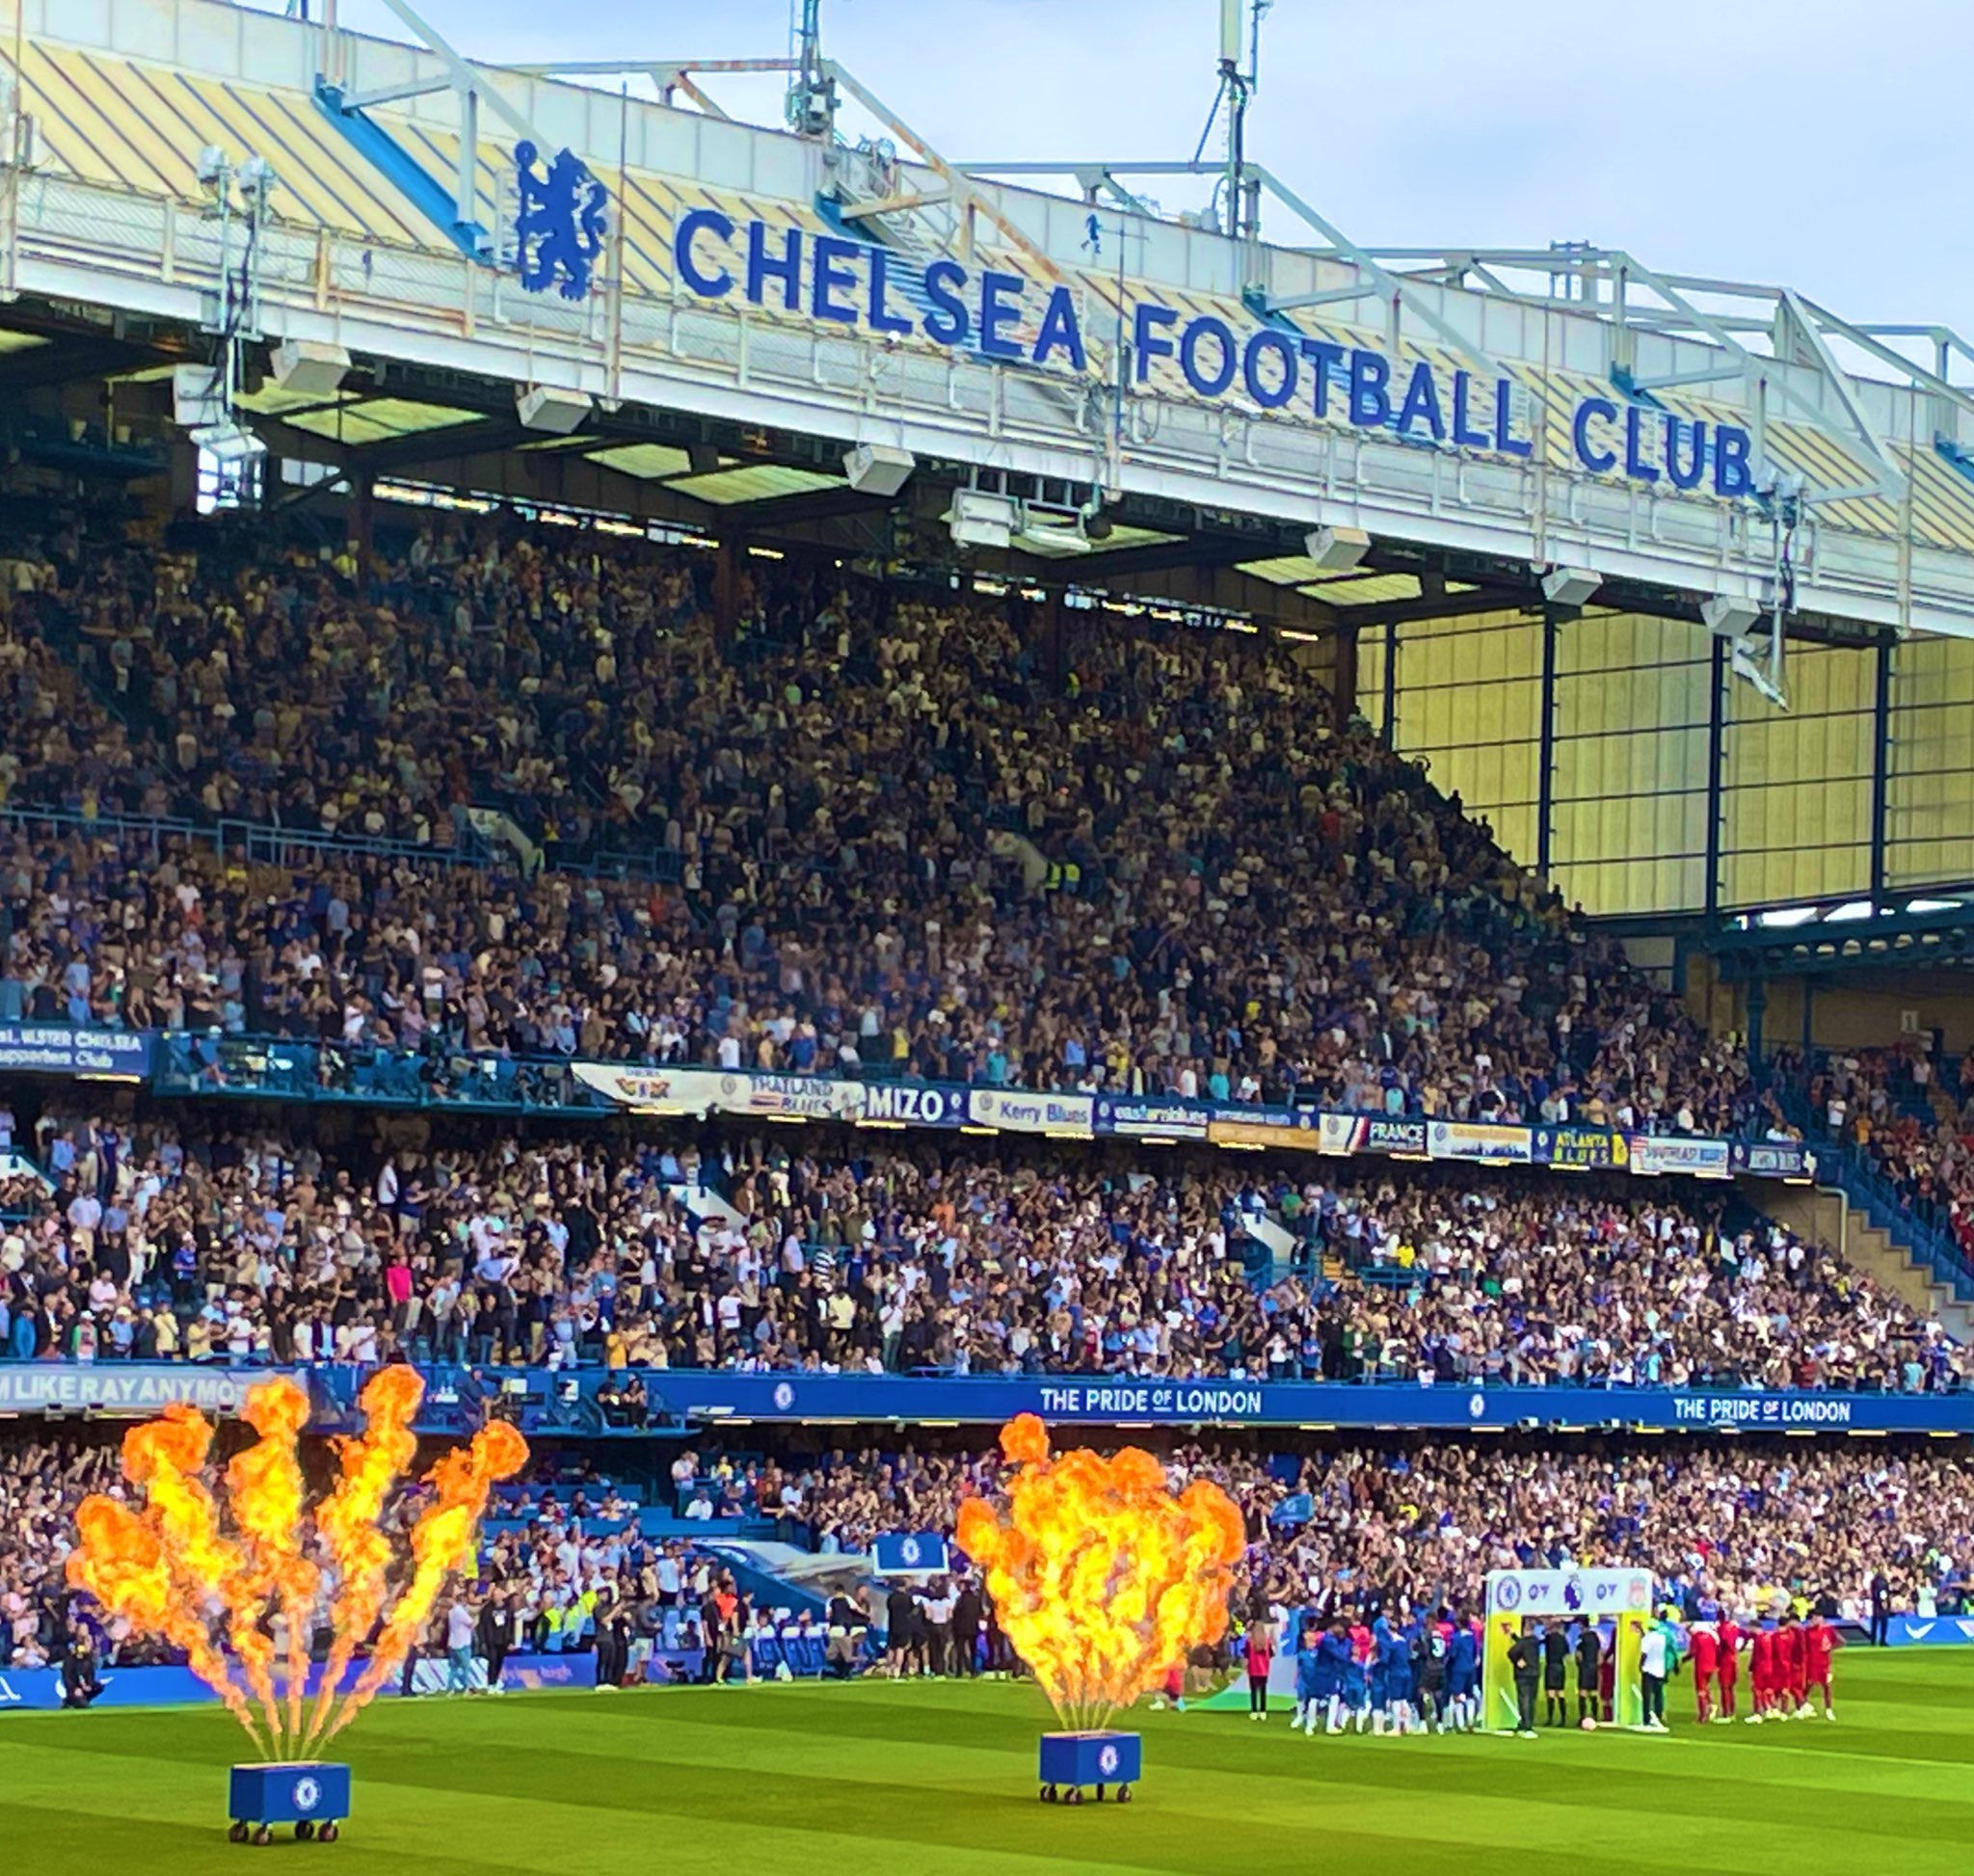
[0,1025,154,1079]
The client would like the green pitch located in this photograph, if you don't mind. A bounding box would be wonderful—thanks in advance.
[3,1651,1971,1876]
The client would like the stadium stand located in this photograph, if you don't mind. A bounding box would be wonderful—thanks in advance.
[0,1114,1961,1388]
[0,514,1753,1126]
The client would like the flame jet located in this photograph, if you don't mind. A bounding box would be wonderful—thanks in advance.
[954,1414,1245,1732]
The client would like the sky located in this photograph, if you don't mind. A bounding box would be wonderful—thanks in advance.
[316,0,1973,334]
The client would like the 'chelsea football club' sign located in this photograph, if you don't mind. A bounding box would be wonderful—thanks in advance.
[514,142,609,302]
[670,209,1757,499]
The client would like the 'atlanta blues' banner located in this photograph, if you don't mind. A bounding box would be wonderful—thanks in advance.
[0,1025,154,1079]
[655,1371,1974,1434]
[1534,1126,1628,1170]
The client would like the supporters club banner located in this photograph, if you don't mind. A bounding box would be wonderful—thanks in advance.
[1626,1134,1735,1179]
[0,1024,154,1079]
[1534,1126,1628,1170]
[1428,1119,1534,1164]
[965,1087,1097,1137]
[1320,1113,1429,1158]
[1095,1094,1212,1140]
[486,1059,1806,1186]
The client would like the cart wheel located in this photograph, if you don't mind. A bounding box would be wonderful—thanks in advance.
[319,1825,339,1844]
[1040,1784,1056,1803]
[253,1827,274,1846]
[228,1823,248,1844]
[1118,1785,1134,1805]
[296,1822,315,1841]
[1068,1789,1084,1807]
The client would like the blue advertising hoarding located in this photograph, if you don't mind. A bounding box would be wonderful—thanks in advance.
[0,1651,594,1713]
[654,1371,1974,1434]
[5,1361,1964,1437]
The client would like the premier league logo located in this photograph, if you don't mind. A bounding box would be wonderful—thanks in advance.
[1097,1744,1120,1778]
[291,1778,320,1814]
[1563,1574,1584,1613]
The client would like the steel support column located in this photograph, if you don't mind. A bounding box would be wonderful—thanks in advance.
[1870,633,1894,897]
[1704,636,1727,917]
[1537,603,1559,876]
[1330,622,1359,731]
[1380,618,1399,751]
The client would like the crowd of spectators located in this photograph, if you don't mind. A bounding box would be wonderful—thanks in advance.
[13,1425,1969,1677]
[1,1113,1961,1391]
[1791,1042,1974,1273]
[786,1433,1974,1627]
[0,514,1753,1125]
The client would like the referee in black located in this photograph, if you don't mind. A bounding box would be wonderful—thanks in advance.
[1507,1623,1540,1737]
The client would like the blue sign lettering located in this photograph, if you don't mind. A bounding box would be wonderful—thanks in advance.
[656,213,1760,497]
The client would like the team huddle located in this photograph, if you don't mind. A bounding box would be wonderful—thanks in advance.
[1240,1610,1841,1735]
[1690,1613,1842,1725]
[1271,1615,1487,1734]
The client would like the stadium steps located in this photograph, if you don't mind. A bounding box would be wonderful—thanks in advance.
[1757,1182,1974,1340]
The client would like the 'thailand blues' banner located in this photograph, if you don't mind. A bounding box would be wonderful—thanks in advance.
[662,1372,1974,1434]
[0,1025,154,1079]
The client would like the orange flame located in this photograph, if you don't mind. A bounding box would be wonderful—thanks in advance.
[66,1375,526,1756]
[225,1377,320,1747]
[67,1494,269,1753]
[301,1365,424,1749]
[323,1417,529,1741]
[954,1415,1244,1730]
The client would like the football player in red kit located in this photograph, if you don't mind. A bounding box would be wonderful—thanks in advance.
[1688,1621,1721,1725]
[1747,1621,1777,1722]
[1777,1614,1808,1717]
[1715,1614,1742,1722]
[1802,1613,1840,1720]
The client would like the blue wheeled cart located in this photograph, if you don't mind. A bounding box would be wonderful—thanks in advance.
[227,1762,351,1845]
[1038,1729,1140,1805]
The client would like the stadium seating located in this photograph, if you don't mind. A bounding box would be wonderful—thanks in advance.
[2,1112,1962,1389]
[0,512,1753,1125]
